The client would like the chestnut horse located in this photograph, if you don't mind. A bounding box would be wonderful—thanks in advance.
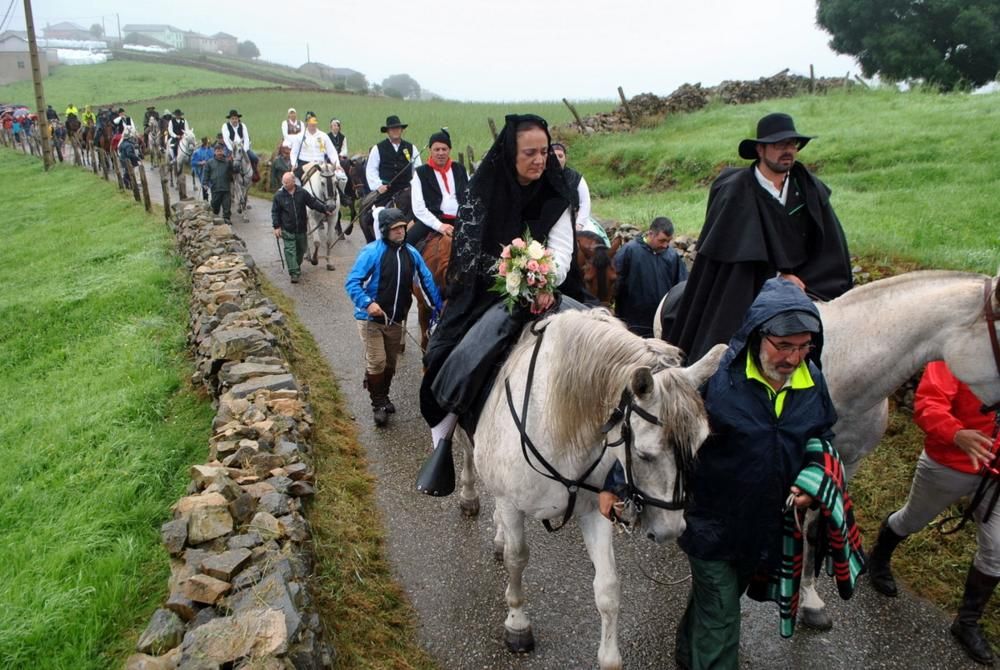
[575,230,620,307]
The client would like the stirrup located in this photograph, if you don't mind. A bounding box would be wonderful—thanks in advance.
[416,438,455,496]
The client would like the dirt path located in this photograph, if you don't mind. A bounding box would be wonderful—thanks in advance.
[145,169,979,669]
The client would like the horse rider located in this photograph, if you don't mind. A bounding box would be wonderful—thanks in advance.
[270,142,292,191]
[345,207,442,427]
[362,115,421,242]
[614,216,688,338]
[281,108,302,145]
[204,143,235,224]
[221,109,260,182]
[271,171,336,284]
[604,277,853,668]
[143,106,159,141]
[289,117,342,177]
[191,137,214,200]
[112,108,136,136]
[167,109,190,162]
[407,128,468,247]
[667,113,853,363]
[45,104,58,122]
[81,105,96,128]
[63,103,78,119]
[327,118,348,162]
[551,142,592,226]
[867,361,999,665]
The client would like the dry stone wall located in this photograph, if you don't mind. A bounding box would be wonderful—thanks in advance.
[126,202,333,670]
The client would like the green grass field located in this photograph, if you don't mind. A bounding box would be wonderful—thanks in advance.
[565,87,1000,273]
[0,150,213,668]
[0,60,278,109]
[124,88,613,163]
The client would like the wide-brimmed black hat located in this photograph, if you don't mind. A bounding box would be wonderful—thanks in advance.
[738,113,813,160]
[380,115,407,133]
[226,109,242,118]
[173,108,184,116]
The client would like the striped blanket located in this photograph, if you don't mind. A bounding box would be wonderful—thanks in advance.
[747,438,867,637]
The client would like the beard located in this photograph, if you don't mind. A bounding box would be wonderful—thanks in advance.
[762,154,794,174]
[759,350,795,387]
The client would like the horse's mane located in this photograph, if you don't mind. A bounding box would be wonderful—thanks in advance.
[504,309,683,451]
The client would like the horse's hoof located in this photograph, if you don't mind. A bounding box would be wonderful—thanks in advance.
[504,626,535,653]
[799,607,833,631]
[493,542,504,563]
[459,496,480,517]
[326,263,335,271]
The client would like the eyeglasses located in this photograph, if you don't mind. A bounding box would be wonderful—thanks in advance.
[764,336,815,355]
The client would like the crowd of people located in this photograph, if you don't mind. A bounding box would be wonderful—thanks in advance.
[7,99,996,666]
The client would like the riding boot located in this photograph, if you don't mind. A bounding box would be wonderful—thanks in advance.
[383,367,396,414]
[950,565,998,665]
[366,372,388,427]
[868,515,908,597]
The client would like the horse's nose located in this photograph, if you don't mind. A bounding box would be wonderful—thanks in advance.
[646,531,657,541]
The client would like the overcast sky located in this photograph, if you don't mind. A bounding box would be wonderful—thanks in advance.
[12,0,859,101]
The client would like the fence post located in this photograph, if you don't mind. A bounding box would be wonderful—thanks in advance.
[177,166,188,200]
[562,98,586,133]
[138,160,152,211]
[809,64,815,93]
[618,86,635,126]
[159,162,172,225]
[487,117,497,141]
[111,152,124,190]
[123,158,141,201]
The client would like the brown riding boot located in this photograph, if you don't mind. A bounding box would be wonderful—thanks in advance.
[950,565,998,665]
[383,367,396,414]
[366,372,388,427]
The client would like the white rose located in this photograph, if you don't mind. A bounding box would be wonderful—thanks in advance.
[505,271,521,294]
[527,240,545,260]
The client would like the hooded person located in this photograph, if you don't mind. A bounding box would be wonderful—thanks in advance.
[407,128,469,247]
[415,113,593,496]
[667,113,853,363]
[345,208,442,427]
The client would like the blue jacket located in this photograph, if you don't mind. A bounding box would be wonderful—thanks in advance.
[345,239,443,323]
[191,146,214,181]
[614,237,688,337]
[677,278,837,565]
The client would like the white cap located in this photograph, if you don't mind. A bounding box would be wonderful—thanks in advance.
[287,107,297,114]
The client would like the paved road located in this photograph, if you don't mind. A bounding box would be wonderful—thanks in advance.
[150,175,979,669]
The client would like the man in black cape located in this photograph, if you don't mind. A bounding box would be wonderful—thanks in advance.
[667,113,852,362]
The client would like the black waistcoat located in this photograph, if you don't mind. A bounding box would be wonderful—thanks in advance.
[376,139,415,188]
[415,162,468,223]
[328,132,345,153]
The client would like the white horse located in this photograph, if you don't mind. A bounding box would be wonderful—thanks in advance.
[301,161,347,271]
[171,129,197,192]
[464,308,726,670]
[654,270,1000,627]
[230,142,253,223]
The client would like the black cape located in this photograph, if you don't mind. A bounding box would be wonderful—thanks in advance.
[667,162,852,362]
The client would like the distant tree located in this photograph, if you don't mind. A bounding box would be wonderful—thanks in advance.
[383,87,404,100]
[381,73,421,99]
[370,83,383,96]
[334,81,347,92]
[89,23,104,38]
[346,72,368,92]
[237,40,260,59]
[816,0,1000,91]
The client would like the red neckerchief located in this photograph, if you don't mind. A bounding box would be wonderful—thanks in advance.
[427,158,453,193]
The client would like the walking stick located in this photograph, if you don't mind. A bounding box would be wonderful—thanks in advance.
[275,234,286,269]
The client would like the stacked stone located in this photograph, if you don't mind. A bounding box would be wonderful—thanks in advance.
[554,73,854,136]
[127,202,333,670]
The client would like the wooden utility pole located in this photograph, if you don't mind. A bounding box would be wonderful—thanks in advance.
[23,0,53,169]
[487,118,497,141]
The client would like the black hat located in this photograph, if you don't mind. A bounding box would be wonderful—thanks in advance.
[226,109,242,118]
[146,105,155,109]
[377,208,408,237]
[173,108,184,116]
[380,115,407,133]
[738,113,813,160]
[759,310,821,336]
[117,108,125,113]
[428,128,451,148]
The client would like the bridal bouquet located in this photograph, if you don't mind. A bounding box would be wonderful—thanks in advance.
[491,232,557,314]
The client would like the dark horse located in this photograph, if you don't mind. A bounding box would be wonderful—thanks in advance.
[346,155,413,243]
[575,230,620,307]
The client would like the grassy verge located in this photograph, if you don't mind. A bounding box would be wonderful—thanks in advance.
[0,60,276,109]
[0,150,214,667]
[851,408,999,640]
[259,281,435,670]
[568,87,1000,273]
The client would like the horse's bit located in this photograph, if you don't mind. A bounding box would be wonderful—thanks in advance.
[504,321,688,533]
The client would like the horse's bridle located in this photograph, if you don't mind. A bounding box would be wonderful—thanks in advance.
[504,320,689,533]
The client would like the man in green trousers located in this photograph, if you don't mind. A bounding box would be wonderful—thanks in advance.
[271,171,333,283]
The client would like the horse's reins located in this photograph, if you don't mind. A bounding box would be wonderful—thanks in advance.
[504,320,688,533]
[936,277,1000,534]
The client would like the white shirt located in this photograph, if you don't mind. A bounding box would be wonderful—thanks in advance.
[330,134,348,158]
[281,119,303,143]
[410,166,459,232]
[167,118,189,140]
[547,208,575,287]
[754,165,790,204]
[222,121,252,152]
[365,141,422,191]
[290,129,339,165]
[576,176,592,227]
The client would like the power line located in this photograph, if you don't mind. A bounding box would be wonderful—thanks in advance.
[0,0,19,34]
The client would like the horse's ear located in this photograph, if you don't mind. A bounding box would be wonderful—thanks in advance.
[630,366,655,399]
[683,344,728,388]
